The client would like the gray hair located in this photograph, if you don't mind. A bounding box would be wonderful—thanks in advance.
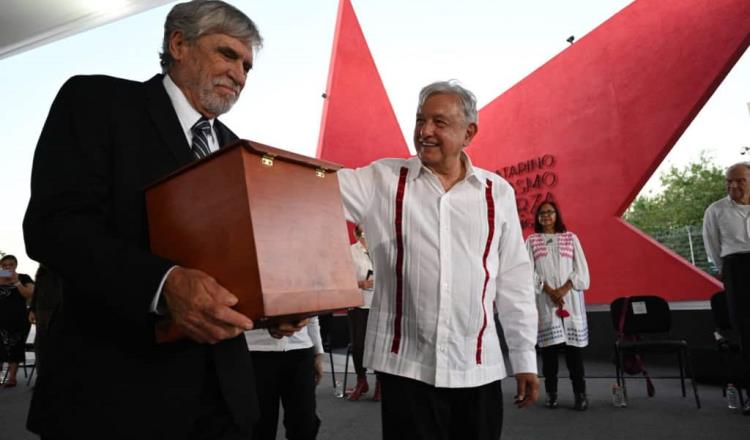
[727,161,750,174]
[159,0,263,73]
[417,80,478,124]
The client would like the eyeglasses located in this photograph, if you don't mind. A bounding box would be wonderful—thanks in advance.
[538,210,556,216]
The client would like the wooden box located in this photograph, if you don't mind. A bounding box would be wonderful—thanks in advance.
[146,140,362,336]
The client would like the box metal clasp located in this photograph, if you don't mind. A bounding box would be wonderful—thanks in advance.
[315,168,326,178]
[261,154,275,167]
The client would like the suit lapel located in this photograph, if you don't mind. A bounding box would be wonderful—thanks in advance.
[143,74,194,168]
[214,119,239,147]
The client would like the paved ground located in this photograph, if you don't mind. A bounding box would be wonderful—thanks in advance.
[2,354,748,440]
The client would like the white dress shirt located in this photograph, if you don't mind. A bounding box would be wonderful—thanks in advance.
[149,74,220,313]
[703,196,750,271]
[244,316,324,354]
[350,241,374,309]
[162,74,219,153]
[337,154,538,388]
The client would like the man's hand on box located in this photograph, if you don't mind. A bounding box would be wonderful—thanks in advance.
[163,267,253,344]
[267,318,310,339]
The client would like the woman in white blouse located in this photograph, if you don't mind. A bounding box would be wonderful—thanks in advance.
[348,225,378,401]
[525,201,591,410]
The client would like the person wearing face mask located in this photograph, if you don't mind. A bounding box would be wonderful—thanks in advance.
[525,201,590,411]
[0,255,34,388]
[703,162,750,415]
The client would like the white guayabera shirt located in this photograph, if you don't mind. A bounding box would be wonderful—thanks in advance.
[703,196,750,272]
[337,154,538,388]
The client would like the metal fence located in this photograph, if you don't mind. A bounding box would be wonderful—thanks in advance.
[649,224,718,275]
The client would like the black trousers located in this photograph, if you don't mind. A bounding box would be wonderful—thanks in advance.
[41,364,248,440]
[379,373,503,440]
[347,308,369,378]
[723,253,750,392]
[540,343,586,394]
[250,348,320,440]
[189,363,249,440]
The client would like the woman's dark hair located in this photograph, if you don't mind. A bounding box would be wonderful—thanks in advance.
[0,254,18,264]
[533,201,567,233]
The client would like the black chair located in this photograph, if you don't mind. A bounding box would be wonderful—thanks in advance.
[318,312,352,397]
[23,341,37,386]
[1,341,36,387]
[710,291,745,405]
[610,295,701,408]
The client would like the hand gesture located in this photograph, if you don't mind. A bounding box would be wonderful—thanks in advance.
[513,372,540,408]
[546,288,565,308]
[163,267,253,344]
[268,318,310,339]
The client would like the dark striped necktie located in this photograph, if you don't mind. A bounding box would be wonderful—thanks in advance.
[191,117,213,159]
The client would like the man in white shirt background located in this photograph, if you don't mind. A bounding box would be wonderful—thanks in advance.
[244,318,324,439]
[337,80,539,440]
[703,162,750,415]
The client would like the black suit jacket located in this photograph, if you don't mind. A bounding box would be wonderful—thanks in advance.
[24,74,258,439]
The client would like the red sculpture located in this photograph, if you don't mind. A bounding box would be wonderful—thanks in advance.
[318,0,750,303]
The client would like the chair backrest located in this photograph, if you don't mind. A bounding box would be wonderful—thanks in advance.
[610,295,671,334]
[710,291,732,330]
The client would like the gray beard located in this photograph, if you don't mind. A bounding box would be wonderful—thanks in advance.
[200,89,238,116]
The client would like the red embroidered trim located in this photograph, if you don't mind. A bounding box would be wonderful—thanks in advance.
[391,167,409,354]
[476,179,495,364]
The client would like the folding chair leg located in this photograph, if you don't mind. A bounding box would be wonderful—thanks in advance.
[329,351,337,390]
[342,343,351,396]
[26,364,36,386]
[614,344,622,387]
[684,348,701,409]
[678,350,686,397]
[618,347,628,400]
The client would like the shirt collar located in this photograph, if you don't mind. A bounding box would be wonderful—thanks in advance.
[162,74,215,140]
[407,151,486,189]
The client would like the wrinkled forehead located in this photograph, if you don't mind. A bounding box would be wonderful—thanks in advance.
[726,165,750,180]
[200,32,254,54]
[418,93,463,117]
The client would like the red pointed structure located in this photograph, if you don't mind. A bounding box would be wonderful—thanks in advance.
[467,0,749,302]
[317,0,409,167]
[319,0,749,303]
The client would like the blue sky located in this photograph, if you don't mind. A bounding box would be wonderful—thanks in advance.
[1,0,748,273]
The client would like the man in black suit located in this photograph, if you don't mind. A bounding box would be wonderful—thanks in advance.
[23,1,300,439]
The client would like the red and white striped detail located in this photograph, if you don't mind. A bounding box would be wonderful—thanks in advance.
[476,179,495,364]
[390,167,409,354]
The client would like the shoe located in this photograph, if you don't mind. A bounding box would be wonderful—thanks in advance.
[347,377,369,401]
[372,379,381,401]
[574,393,589,411]
[743,401,750,416]
[545,392,558,409]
